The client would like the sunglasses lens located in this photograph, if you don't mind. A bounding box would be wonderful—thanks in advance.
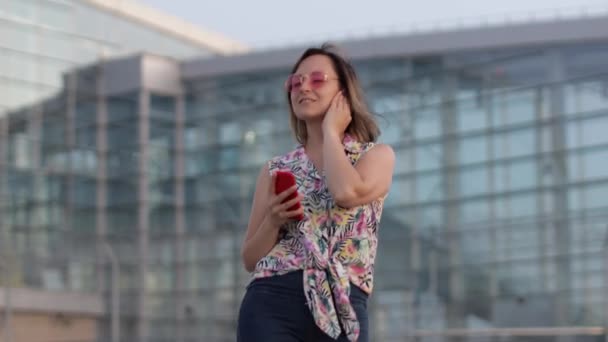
[309,72,326,88]
[285,72,330,91]
[285,75,301,91]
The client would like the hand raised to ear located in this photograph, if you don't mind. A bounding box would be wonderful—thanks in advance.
[322,91,351,137]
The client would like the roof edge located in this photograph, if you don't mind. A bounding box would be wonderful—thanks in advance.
[181,14,608,78]
[83,0,249,55]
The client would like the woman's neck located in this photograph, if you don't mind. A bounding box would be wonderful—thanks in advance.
[304,121,324,153]
[304,121,344,170]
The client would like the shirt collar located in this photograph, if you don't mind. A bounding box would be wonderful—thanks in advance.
[342,134,365,154]
[296,134,364,154]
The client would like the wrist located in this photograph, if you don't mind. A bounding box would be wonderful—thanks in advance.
[263,213,282,231]
[323,129,341,142]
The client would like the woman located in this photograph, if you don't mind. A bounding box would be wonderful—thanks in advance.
[237,43,395,342]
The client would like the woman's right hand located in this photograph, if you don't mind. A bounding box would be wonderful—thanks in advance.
[267,173,304,228]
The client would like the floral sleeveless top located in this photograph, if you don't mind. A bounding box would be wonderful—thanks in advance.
[251,134,385,342]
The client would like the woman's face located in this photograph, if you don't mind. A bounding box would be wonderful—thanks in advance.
[289,54,341,122]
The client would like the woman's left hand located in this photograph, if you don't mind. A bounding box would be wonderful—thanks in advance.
[322,91,352,137]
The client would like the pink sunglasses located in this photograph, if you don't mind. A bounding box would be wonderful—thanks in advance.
[284,71,338,92]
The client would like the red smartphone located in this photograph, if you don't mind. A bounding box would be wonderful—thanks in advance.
[274,170,304,221]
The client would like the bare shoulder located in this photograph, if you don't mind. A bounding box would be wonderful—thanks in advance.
[256,161,272,185]
[370,143,395,156]
[363,143,395,164]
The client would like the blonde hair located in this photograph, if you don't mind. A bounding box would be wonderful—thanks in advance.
[287,43,380,144]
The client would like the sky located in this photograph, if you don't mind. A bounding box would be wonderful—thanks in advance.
[139,0,606,48]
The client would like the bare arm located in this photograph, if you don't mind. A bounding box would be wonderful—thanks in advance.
[241,214,281,273]
[321,91,396,209]
[323,131,395,208]
[241,164,303,272]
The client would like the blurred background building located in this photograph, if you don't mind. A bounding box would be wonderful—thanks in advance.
[0,0,246,341]
[0,0,247,116]
[1,2,608,342]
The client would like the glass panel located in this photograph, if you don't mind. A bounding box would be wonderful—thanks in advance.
[149,207,175,235]
[393,147,413,174]
[581,115,608,147]
[460,199,490,223]
[386,177,413,207]
[583,148,608,180]
[416,172,442,202]
[413,107,440,140]
[456,95,487,133]
[415,143,442,172]
[460,229,492,261]
[460,135,487,165]
[379,115,404,145]
[418,204,443,230]
[584,182,608,210]
[510,193,537,218]
[495,197,509,220]
[565,80,608,114]
[107,180,137,206]
[504,90,537,125]
[107,95,138,150]
[219,121,242,145]
[217,147,240,171]
[495,128,535,160]
[459,166,488,197]
[568,115,608,149]
[496,159,537,192]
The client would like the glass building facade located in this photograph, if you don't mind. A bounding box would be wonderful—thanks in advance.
[2,16,608,342]
[0,0,246,115]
